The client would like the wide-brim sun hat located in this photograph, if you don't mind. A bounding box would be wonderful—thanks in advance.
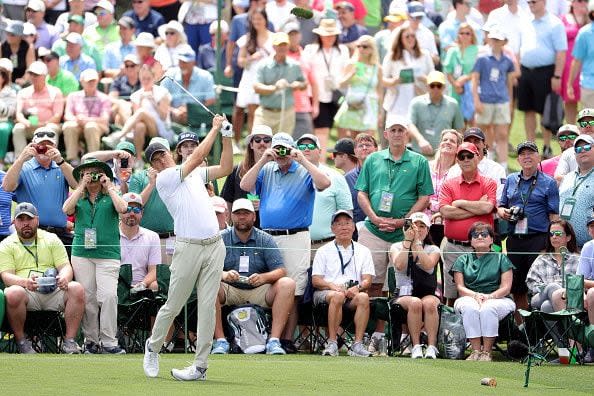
[157,20,187,43]
[73,157,114,181]
[312,19,341,36]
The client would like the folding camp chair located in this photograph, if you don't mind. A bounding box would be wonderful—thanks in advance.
[117,264,155,353]
[520,274,588,368]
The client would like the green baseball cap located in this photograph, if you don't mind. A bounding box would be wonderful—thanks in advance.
[68,14,84,25]
[577,108,594,121]
[116,141,136,156]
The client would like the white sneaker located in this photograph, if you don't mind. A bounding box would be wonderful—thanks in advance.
[424,345,439,359]
[411,344,424,359]
[143,339,159,378]
[171,365,207,381]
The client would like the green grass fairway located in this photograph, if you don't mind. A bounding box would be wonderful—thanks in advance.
[1,354,592,395]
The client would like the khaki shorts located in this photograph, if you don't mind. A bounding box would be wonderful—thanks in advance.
[475,102,511,125]
[582,87,594,109]
[272,231,310,296]
[25,288,66,311]
[222,283,272,308]
[358,225,392,284]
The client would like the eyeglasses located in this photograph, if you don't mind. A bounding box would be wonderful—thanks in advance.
[357,44,369,49]
[457,152,474,161]
[549,230,565,237]
[126,206,142,214]
[558,134,578,141]
[298,143,317,151]
[459,31,472,36]
[252,136,272,144]
[165,31,177,35]
[575,144,593,154]
[578,120,594,127]
[429,83,443,89]
[95,10,109,16]
[471,231,490,239]
[124,63,137,68]
[35,131,56,138]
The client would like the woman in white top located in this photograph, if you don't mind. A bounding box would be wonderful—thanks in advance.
[382,23,434,127]
[303,18,350,158]
[236,8,273,135]
[389,212,441,359]
[155,20,188,71]
[105,66,172,162]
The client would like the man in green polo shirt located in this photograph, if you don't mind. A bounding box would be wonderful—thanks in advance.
[0,202,85,354]
[408,71,464,151]
[355,116,433,353]
[41,49,79,96]
[82,1,119,55]
[253,32,307,135]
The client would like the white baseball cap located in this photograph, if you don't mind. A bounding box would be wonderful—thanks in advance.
[409,212,430,227]
[232,198,255,213]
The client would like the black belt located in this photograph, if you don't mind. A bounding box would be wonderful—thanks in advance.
[264,227,308,236]
[520,64,554,72]
[311,236,334,245]
[158,231,175,239]
[39,225,67,234]
[508,232,547,240]
[261,106,283,112]
[447,238,471,247]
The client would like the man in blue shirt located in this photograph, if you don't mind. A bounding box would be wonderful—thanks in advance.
[336,1,368,52]
[103,16,137,78]
[1,127,78,255]
[518,0,567,158]
[211,198,295,355]
[240,132,330,350]
[568,3,594,110]
[498,141,559,318]
[123,0,165,37]
[162,45,216,125]
[59,32,97,80]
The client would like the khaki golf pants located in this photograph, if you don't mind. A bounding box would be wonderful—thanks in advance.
[62,121,108,160]
[149,235,225,369]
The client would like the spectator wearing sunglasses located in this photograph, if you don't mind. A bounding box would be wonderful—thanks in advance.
[2,127,77,255]
[439,142,497,306]
[123,0,165,38]
[240,132,330,351]
[221,124,273,228]
[542,124,580,177]
[555,108,594,182]
[452,222,516,362]
[526,219,579,314]
[119,192,160,292]
[498,141,559,319]
[82,0,120,55]
[559,134,594,247]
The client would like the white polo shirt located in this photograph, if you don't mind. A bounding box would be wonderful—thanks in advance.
[312,240,375,285]
[156,166,219,240]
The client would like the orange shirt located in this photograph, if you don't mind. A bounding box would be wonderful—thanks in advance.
[150,0,177,7]
[439,172,497,241]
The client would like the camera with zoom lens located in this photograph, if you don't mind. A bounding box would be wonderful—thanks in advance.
[508,206,524,223]
[344,280,359,289]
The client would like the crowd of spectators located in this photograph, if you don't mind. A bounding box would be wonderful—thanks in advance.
[0,0,594,364]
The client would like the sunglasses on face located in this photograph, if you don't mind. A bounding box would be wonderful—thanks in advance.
[578,120,594,127]
[165,31,177,35]
[252,136,272,144]
[429,83,443,89]
[457,152,474,161]
[126,206,142,214]
[575,144,593,154]
[35,131,56,138]
[549,230,565,237]
[558,134,578,141]
[96,10,109,16]
[459,31,472,36]
[124,63,137,68]
[471,231,490,239]
[298,143,317,151]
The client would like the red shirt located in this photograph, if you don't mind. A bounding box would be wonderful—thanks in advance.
[439,172,497,241]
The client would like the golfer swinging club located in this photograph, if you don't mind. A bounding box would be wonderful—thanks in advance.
[143,114,231,380]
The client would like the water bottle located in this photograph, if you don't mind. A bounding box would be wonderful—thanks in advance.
[378,335,388,357]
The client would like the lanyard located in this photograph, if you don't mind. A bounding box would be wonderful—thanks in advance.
[572,168,594,197]
[335,241,354,275]
[21,237,38,269]
[512,171,538,209]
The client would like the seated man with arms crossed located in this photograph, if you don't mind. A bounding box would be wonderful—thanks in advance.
[211,198,295,355]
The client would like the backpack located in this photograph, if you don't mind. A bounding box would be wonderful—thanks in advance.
[226,305,269,354]
[541,93,564,133]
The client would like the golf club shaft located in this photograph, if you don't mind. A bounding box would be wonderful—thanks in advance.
[159,75,216,117]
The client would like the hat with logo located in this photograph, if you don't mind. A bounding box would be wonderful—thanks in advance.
[116,141,136,156]
[272,32,290,46]
[385,115,410,129]
[574,134,594,147]
[457,142,479,156]
[122,192,143,206]
[72,157,113,181]
[331,209,353,223]
[557,124,580,136]
[409,212,430,227]
[177,44,196,62]
[463,127,486,141]
[32,127,57,145]
[517,141,539,154]
[68,14,84,25]
[407,1,426,17]
[94,0,114,14]
[271,132,294,149]
[176,132,199,148]
[329,138,355,155]
[296,133,320,148]
[577,108,594,121]
[232,198,255,213]
[14,202,38,219]
[427,70,446,85]
[145,142,169,162]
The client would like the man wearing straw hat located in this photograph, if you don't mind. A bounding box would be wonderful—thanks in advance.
[253,32,307,135]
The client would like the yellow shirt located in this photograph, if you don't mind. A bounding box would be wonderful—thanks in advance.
[0,230,69,278]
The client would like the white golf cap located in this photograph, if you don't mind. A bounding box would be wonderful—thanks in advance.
[231,198,255,213]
